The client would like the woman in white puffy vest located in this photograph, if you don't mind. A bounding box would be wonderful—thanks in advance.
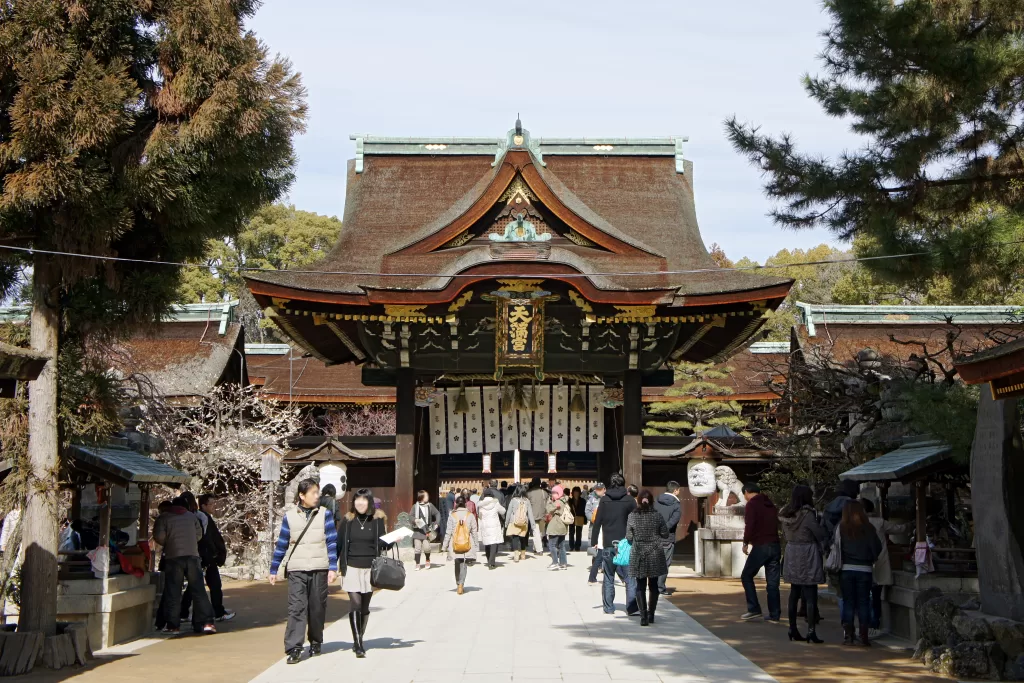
[269,479,339,665]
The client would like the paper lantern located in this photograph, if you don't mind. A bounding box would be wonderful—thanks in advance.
[547,452,557,474]
[482,453,492,474]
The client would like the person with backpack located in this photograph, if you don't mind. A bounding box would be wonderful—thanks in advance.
[545,484,573,570]
[504,485,538,562]
[268,479,338,664]
[442,495,479,594]
[197,494,234,622]
[176,491,221,626]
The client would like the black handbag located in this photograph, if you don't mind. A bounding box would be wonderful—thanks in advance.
[370,545,406,591]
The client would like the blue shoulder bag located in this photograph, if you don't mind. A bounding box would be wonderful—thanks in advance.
[612,539,632,566]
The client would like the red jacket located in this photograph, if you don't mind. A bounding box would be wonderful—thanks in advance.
[743,494,780,546]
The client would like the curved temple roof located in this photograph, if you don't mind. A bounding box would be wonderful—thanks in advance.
[246,125,791,305]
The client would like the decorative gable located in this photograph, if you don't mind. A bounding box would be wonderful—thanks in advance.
[434,171,610,256]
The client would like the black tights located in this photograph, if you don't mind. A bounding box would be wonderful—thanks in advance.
[788,584,818,628]
[636,576,660,612]
[348,591,373,616]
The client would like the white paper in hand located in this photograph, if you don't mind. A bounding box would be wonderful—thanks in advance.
[379,527,413,544]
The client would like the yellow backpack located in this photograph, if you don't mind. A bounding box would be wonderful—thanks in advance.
[452,516,472,554]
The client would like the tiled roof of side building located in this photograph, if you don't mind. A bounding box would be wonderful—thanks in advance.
[643,342,788,401]
[793,301,1024,368]
[246,345,395,403]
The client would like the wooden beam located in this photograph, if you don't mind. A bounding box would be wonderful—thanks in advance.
[394,368,416,519]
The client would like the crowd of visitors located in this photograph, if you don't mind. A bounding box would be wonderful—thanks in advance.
[153,491,235,636]
[147,467,904,665]
[742,478,902,647]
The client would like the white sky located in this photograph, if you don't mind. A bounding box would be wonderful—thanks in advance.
[248,0,857,264]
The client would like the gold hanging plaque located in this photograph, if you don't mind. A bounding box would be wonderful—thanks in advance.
[495,296,546,380]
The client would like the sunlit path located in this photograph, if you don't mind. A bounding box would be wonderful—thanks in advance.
[249,553,776,683]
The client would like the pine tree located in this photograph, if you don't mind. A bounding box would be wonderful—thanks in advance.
[726,0,1024,287]
[0,0,305,634]
[645,362,749,437]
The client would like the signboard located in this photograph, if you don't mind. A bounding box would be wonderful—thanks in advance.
[495,296,545,379]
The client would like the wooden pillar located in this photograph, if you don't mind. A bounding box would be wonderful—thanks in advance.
[138,485,151,545]
[622,370,643,487]
[395,368,416,519]
[70,487,82,523]
[97,485,112,582]
[914,480,926,543]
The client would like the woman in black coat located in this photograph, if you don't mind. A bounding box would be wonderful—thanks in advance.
[779,485,826,643]
[337,488,389,658]
[625,489,669,626]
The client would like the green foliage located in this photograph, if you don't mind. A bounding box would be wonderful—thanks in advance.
[0,0,307,330]
[726,244,855,340]
[903,382,981,463]
[645,362,749,436]
[726,0,1024,288]
[177,204,343,303]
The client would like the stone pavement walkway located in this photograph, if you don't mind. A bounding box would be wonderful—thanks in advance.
[249,554,776,683]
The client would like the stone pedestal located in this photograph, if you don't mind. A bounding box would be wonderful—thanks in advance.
[695,508,764,579]
[886,570,980,642]
[56,573,154,650]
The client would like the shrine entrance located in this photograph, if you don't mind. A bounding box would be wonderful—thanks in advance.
[246,121,792,512]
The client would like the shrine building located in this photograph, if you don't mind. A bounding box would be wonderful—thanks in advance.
[245,121,793,511]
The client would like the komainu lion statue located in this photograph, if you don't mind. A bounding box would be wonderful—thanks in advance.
[714,465,745,508]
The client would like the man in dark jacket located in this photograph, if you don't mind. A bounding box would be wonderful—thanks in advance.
[484,479,505,506]
[654,481,682,595]
[439,487,456,540]
[591,473,638,615]
[740,483,781,621]
[198,495,234,621]
[823,479,860,549]
[153,496,216,634]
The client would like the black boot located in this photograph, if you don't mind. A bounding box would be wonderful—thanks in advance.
[648,589,659,624]
[842,622,855,646]
[359,612,369,650]
[286,647,302,665]
[308,641,321,657]
[858,624,871,646]
[637,591,649,626]
[806,624,824,644]
[787,621,805,641]
[349,612,365,657]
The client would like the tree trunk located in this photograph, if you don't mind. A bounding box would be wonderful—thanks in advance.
[970,390,1024,621]
[21,258,59,635]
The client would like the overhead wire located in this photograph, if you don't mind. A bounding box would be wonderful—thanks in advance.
[1,239,1023,279]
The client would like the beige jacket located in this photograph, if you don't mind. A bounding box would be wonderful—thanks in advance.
[870,517,910,585]
[282,509,329,572]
